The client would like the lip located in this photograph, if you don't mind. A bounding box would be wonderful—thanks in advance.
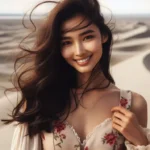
[75,55,92,66]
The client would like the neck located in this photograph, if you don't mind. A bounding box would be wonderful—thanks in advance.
[76,70,109,93]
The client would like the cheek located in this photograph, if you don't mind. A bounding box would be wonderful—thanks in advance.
[61,49,72,60]
[85,40,102,52]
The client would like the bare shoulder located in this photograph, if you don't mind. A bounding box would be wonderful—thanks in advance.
[131,91,148,127]
[131,91,147,112]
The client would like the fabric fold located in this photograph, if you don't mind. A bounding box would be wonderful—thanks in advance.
[11,122,42,150]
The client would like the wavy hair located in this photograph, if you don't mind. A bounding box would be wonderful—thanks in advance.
[2,0,115,139]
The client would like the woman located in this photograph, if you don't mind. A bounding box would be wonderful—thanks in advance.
[2,0,150,149]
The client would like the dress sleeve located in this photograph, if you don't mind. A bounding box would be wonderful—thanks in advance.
[11,122,42,150]
[125,126,150,150]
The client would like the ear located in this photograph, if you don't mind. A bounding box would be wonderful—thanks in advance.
[102,34,108,44]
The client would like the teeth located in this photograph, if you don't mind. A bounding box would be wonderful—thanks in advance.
[76,56,90,63]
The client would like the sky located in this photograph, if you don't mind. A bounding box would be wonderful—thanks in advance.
[0,0,150,15]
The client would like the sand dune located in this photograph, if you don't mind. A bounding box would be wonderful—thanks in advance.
[143,53,150,71]
[112,50,150,128]
[113,24,148,41]
[113,37,150,49]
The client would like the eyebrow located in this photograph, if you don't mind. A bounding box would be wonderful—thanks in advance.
[61,29,95,40]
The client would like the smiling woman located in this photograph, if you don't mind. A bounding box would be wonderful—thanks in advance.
[60,14,106,74]
[1,0,150,150]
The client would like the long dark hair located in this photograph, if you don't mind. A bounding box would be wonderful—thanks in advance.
[2,0,114,138]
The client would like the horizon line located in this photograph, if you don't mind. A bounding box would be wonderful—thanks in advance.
[0,13,150,16]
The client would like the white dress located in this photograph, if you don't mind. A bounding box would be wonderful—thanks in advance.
[11,90,150,150]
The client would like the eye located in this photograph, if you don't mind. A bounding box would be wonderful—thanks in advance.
[61,41,71,47]
[84,35,94,41]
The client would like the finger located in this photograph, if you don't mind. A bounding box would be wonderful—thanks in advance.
[111,106,131,117]
[112,122,122,133]
[112,117,123,126]
[113,111,127,122]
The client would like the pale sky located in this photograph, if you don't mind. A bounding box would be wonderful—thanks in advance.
[0,0,150,15]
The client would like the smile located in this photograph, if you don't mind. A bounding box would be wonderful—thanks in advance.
[75,55,92,66]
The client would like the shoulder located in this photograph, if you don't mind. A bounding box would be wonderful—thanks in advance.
[130,91,148,127]
[131,91,147,112]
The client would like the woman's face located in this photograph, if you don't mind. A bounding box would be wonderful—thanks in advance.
[60,14,107,74]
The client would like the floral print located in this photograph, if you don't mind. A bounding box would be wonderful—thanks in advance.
[84,146,88,150]
[53,121,66,148]
[54,121,66,133]
[120,96,130,110]
[101,130,123,150]
[50,90,131,150]
[53,121,82,150]
[60,134,66,139]
[74,144,80,150]
[102,131,118,146]
[120,97,128,107]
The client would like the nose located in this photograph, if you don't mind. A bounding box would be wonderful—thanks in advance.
[74,41,86,56]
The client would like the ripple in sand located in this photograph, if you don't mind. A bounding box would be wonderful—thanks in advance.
[143,53,150,72]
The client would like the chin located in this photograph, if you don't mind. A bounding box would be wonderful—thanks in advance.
[75,67,93,74]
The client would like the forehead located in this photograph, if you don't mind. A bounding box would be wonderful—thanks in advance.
[61,14,98,34]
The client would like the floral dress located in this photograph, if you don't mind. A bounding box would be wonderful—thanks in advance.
[11,90,150,150]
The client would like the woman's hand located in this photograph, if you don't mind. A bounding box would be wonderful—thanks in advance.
[111,106,149,146]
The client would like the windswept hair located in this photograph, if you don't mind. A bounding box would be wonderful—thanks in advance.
[2,0,114,138]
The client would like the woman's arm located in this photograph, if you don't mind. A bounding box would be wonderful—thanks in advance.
[11,100,42,150]
[131,92,148,128]
[124,92,150,149]
[11,122,42,150]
